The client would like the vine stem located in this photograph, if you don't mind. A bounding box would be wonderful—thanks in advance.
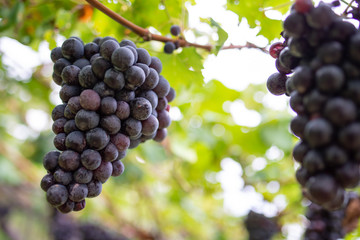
[343,0,356,15]
[84,0,268,53]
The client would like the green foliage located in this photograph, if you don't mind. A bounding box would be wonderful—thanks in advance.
[1,0,358,239]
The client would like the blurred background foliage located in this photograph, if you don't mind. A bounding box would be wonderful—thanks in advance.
[0,0,345,239]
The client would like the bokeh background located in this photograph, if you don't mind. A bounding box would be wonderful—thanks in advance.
[1,0,359,239]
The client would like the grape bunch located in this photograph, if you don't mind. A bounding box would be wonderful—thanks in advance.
[244,211,279,240]
[266,0,360,210]
[304,202,346,240]
[164,25,181,54]
[41,36,175,213]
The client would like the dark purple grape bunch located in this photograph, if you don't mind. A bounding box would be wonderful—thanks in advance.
[266,0,360,210]
[42,36,176,213]
[244,211,279,240]
[163,25,181,54]
[304,201,347,240]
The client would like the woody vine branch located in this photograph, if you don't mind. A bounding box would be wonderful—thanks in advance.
[84,0,268,53]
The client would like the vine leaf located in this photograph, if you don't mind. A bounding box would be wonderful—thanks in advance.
[210,18,228,55]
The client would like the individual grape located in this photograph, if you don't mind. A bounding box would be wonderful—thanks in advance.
[111,160,125,177]
[157,110,171,129]
[304,118,333,148]
[324,98,356,127]
[75,109,100,131]
[111,47,135,71]
[149,56,162,74]
[93,161,113,183]
[84,42,100,60]
[79,89,101,111]
[65,131,86,152]
[90,53,101,64]
[66,97,81,116]
[290,115,308,139]
[316,65,345,93]
[64,105,76,119]
[317,41,343,64]
[57,200,74,213]
[269,42,284,59]
[291,66,313,94]
[73,58,90,69]
[154,128,167,142]
[283,12,307,38]
[123,118,142,137]
[115,101,130,120]
[41,173,56,192]
[125,65,146,89]
[344,81,360,104]
[43,150,60,171]
[61,38,84,60]
[294,0,313,13]
[86,127,110,150]
[52,72,63,86]
[73,200,86,211]
[46,184,69,207]
[275,58,292,75]
[139,90,158,110]
[61,65,81,86]
[115,89,135,102]
[329,20,356,44]
[303,150,325,174]
[306,3,337,29]
[93,81,115,98]
[303,89,327,113]
[288,37,312,58]
[141,68,159,90]
[59,84,81,103]
[266,72,287,96]
[87,180,102,198]
[100,115,121,134]
[100,142,119,162]
[124,45,138,63]
[100,39,120,61]
[164,41,176,54]
[279,47,300,70]
[153,76,170,98]
[54,168,73,185]
[170,25,181,36]
[79,65,99,88]
[104,68,125,90]
[81,149,102,170]
[52,118,67,134]
[119,39,137,48]
[335,162,360,188]
[306,174,340,204]
[69,36,84,45]
[292,141,309,163]
[289,90,305,114]
[74,167,93,184]
[129,97,152,121]
[141,115,159,136]
[296,167,309,186]
[68,183,88,202]
[58,150,80,171]
[166,87,176,102]
[54,133,66,151]
[99,36,117,46]
[92,57,112,79]
[129,138,141,149]
[136,48,151,65]
[110,133,130,151]
[135,63,150,77]
[51,47,63,63]
[324,145,348,167]
[116,150,127,160]
[338,123,360,150]
[53,58,71,76]
[100,97,117,115]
